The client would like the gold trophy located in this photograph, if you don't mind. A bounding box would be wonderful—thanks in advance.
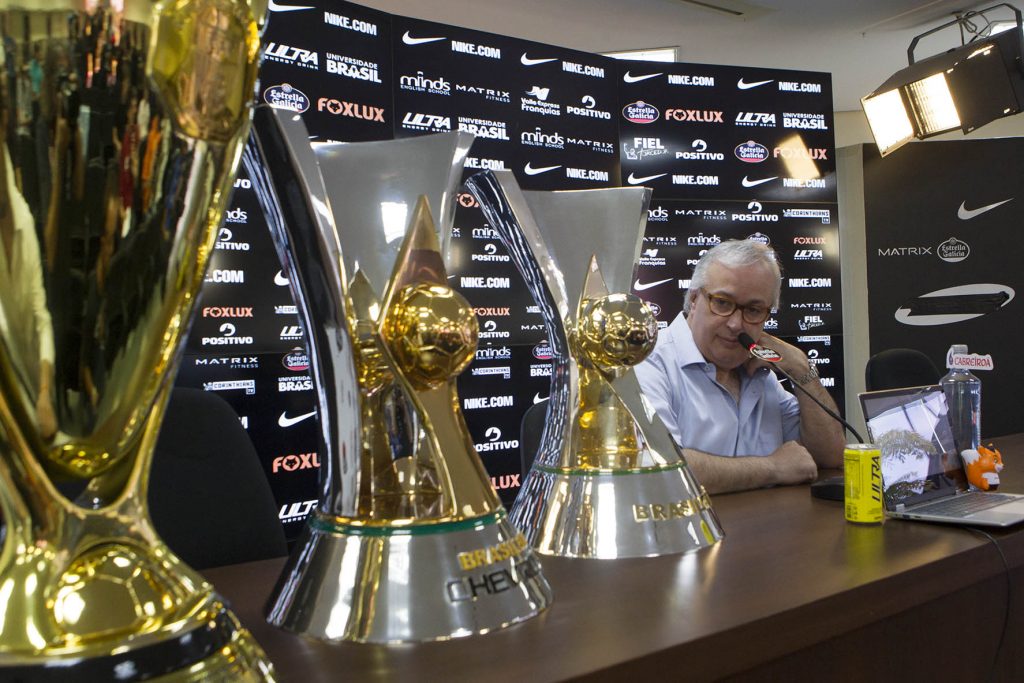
[247,108,552,643]
[466,171,725,558]
[0,1,273,679]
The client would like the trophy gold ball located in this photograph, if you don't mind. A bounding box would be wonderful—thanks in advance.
[0,1,273,678]
[577,293,658,371]
[248,110,552,643]
[467,170,725,559]
[383,283,479,390]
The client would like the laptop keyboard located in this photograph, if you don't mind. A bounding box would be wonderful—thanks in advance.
[913,492,1016,516]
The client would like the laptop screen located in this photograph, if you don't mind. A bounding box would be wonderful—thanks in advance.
[859,385,968,510]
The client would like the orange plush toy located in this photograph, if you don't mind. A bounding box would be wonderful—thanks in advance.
[961,444,1003,491]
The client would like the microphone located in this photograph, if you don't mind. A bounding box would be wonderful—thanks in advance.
[738,333,865,444]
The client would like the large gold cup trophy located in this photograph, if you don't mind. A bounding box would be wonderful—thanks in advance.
[247,109,552,643]
[0,1,273,679]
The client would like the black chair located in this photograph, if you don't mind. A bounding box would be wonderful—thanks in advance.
[864,348,941,392]
[148,387,287,569]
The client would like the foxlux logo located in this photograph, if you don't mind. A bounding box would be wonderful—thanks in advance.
[325,53,381,82]
[402,112,451,131]
[264,43,318,70]
[202,306,252,318]
[622,101,659,124]
[317,98,385,122]
[735,141,769,163]
[263,83,309,113]
[665,108,723,123]
[272,452,319,473]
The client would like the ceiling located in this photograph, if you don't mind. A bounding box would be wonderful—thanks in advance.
[356,0,1016,111]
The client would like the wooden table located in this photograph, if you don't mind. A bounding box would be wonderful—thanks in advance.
[205,434,1024,682]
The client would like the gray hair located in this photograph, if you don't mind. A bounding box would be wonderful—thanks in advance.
[683,239,781,315]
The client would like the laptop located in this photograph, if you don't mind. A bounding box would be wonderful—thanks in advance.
[858,385,1024,527]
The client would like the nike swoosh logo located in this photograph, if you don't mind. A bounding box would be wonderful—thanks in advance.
[627,172,667,184]
[524,163,561,176]
[623,71,662,83]
[402,31,446,45]
[279,410,317,428]
[742,175,778,187]
[268,0,313,11]
[274,271,290,286]
[633,278,673,291]
[521,53,558,66]
[957,198,1012,220]
[737,78,773,90]
[533,393,549,404]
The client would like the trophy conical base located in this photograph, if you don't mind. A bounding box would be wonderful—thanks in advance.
[0,595,273,682]
[509,464,725,558]
[265,511,553,643]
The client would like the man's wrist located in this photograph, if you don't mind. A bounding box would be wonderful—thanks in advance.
[793,364,820,386]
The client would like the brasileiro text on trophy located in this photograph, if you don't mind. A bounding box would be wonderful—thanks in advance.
[0,0,274,680]
[466,170,725,559]
[246,108,552,643]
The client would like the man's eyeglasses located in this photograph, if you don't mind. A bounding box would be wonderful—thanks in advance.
[700,289,771,324]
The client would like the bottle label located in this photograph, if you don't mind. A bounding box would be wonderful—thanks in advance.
[946,351,994,371]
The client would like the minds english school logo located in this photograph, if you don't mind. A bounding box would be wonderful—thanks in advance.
[622,101,659,124]
[263,83,309,113]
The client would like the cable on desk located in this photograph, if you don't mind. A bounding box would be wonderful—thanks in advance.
[963,527,1011,683]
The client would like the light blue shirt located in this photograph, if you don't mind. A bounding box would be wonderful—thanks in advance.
[635,313,800,456]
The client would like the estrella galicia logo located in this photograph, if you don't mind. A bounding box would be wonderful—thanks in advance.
[735,140,769,163]
[937,237,970,263]
[622,101,659,124]
[532,340,554,360]
[263,83,310,113]
[282,348,310,372]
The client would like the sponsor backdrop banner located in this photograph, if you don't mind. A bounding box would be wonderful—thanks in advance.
[863,140,1021,438]
[176,0,841,539]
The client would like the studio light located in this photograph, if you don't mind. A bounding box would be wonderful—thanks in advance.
[862,3,1024,156]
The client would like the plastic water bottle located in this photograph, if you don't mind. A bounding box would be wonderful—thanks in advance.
[940,344,981,454]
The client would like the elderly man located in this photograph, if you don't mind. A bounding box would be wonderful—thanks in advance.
[635,239,844,494]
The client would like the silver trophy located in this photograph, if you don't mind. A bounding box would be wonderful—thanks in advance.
[245,109,552,643]
[466,170,724,558]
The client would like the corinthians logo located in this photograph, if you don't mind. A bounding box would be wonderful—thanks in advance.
[937,237,970,262]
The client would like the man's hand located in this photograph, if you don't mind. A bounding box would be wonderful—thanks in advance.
[743,332,809,379]
[769,440,818,486]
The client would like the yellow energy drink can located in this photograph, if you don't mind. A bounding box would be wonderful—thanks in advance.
[844,444,883,524]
